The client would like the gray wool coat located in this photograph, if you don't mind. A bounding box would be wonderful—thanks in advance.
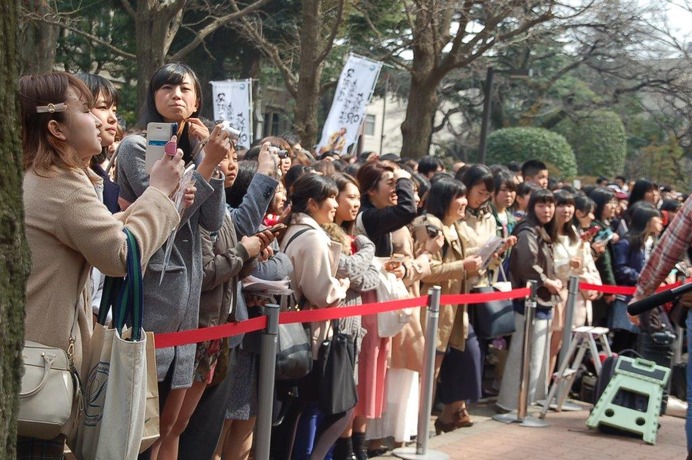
[117,134,225,389]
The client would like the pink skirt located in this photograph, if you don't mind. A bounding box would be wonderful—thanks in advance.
[355,290,391,418]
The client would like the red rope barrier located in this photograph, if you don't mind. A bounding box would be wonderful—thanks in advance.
[443,287,530,306]
[155,316,267,349]
[154,277,691,348]
[279,296,428,325]
[578,278,690,296]
[153,287,533,348]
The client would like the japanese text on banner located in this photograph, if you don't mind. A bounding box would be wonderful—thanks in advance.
[317,54,383,155]
[210,79,253,148]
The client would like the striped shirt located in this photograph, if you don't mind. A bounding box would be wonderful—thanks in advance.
[634,196,692,298]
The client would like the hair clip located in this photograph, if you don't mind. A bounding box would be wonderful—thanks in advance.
[36,102,67,114]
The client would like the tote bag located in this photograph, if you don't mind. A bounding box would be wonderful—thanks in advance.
[318,321,358,415]
[73,229,153,459]
[470,264,515,339]
[373,258,413,338]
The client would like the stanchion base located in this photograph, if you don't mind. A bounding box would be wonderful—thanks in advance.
[536,399,583,412]
[393,447,449,460]
[492,411,549,427]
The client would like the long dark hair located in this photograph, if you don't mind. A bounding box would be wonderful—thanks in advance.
[628,179,657,207]
[138,63,203,162]
[424,177,467,222]
[554,189,579,244]
[456,164,494,212]
[524,188,556,241]
[286,174,338,224]
[573,194,596,229]
[356,160,394,205]
[587,187,615,222]
[76,72,119,164]
[226,160,258,208]
[625,201,661,252]
[333,172,360,234]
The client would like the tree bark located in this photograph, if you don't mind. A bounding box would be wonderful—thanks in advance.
[0,0,31,456]
[293,0,323,148]
[399,1,442,158]
[18,0,58,74]
[133,0,183,109]
[400,76,439,158]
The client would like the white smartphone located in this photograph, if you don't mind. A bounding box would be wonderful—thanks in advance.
[145,122,177,173]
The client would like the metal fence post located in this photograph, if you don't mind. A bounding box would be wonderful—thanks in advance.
[393,287,448,460]
[494,281,548,427]
[559,275,580,368]
[255,304,280,460]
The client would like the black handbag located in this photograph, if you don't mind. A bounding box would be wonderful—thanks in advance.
[317,321,358,415]
[470,285,516,339]
[275,322,313,381]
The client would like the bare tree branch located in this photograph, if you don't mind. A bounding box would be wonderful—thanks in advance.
[169,0,271,61]
[21,11,136,60]
[315,0,346,64]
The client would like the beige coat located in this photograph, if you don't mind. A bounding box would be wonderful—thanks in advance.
[281,213,348,358]
[389,226,431,372]
[461,208,500,287]
[414,214,469,352]
[23,167,179,378]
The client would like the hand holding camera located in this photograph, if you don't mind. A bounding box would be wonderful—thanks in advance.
[257,142,278,178]
[196,123,238,181]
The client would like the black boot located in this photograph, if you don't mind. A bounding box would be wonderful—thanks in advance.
[352,432,368,460]
[332,436,357,460]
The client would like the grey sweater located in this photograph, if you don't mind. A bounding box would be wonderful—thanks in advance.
[116,134,226,389]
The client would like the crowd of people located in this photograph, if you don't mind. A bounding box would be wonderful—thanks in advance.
[18,64,691,460]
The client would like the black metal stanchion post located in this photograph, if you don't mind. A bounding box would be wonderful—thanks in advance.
[393,287,448,460]
[255,304,280,460]
[493,281,548,427]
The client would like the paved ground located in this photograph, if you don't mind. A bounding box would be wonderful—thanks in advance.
[373,399,687,460]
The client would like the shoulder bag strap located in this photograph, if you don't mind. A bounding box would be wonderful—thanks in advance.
[116,229,143,341]
[283,227,313,252]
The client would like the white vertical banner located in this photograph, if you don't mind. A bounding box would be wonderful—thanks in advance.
[317,54,383,155]
[210,79,253,147]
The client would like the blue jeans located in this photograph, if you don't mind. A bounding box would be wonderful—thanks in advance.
[686,310,692,452]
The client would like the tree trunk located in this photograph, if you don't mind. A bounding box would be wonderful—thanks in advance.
[134,1,183,110]
[18,0,58,74]
[0,0,31,456]
[293,0,323,148]
[400,3,439,159]
[400,77,438,158]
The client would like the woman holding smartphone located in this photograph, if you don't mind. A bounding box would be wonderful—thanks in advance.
[280,174,351,460]
[19,71,183,457]
[116,63,234,460]
[497,188,562,412]
[587,187,619,328]
[413,177,483,433]
[611,202,663,352]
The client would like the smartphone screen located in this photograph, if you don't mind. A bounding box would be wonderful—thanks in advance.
[146,122,177,173]
[594,228,615,243]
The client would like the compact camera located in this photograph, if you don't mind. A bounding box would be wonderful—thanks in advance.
[220,120,241,141]
[269,146,289,159]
